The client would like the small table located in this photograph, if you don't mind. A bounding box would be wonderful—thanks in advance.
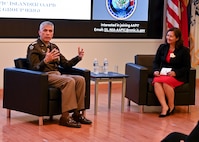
[90,72,128,115]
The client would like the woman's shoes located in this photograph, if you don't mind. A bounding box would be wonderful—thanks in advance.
[169,107,175,115]
[159,108,170,118]
[159,107,175,117]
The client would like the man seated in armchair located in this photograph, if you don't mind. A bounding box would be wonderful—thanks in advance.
[26,21,92,128]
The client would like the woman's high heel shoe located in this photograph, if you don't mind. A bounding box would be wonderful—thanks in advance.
[159,108,170,118]
[169,107,175,115]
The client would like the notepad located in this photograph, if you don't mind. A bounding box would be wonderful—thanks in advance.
[160,67,172,75]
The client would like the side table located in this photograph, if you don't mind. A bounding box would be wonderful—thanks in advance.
[90,72,128,115]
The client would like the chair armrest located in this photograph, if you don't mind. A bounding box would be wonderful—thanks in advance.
[188,68,196,104]
[59,67,91,109]
[189,68,196,86]
[3,67,49,116]
[125,63,149,104]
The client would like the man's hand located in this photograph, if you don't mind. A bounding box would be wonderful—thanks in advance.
[78,47,84,58]
[44,48,60,63]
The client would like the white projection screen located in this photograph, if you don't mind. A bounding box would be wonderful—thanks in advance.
[0,0,164,38]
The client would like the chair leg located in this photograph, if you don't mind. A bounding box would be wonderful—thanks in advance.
[7,109,11,118]
[128,99,131,106]
[39,117,43,126]
[7,110,45,126]
[188,105,190,113]
[139,105,144,113]
[49,116,53,120]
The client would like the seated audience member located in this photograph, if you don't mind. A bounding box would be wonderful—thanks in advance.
[161,121,199,142]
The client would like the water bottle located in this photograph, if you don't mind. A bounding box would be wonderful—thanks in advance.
[93,58,99,74]
[103,58,108,74]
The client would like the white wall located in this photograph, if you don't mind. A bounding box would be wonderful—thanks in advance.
[0,38,163,88]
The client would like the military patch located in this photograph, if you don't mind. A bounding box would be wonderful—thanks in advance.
[29,41,37,50]
[29,45,34,50]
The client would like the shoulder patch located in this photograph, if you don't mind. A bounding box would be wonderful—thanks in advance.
[29,45,34,50]
[28,41,38,50]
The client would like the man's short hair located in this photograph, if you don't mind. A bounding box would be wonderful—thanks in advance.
[39,21,54,31]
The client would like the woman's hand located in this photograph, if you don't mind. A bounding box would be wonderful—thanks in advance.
[154,71,160,77]
[167,71,176,76]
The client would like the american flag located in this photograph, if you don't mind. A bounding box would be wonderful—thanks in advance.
[166,0,189,47]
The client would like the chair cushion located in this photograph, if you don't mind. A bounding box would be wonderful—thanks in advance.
[175,83,190,92]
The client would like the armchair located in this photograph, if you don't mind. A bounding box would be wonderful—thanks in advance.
[3,58,91,125]
[125,55,196,112]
